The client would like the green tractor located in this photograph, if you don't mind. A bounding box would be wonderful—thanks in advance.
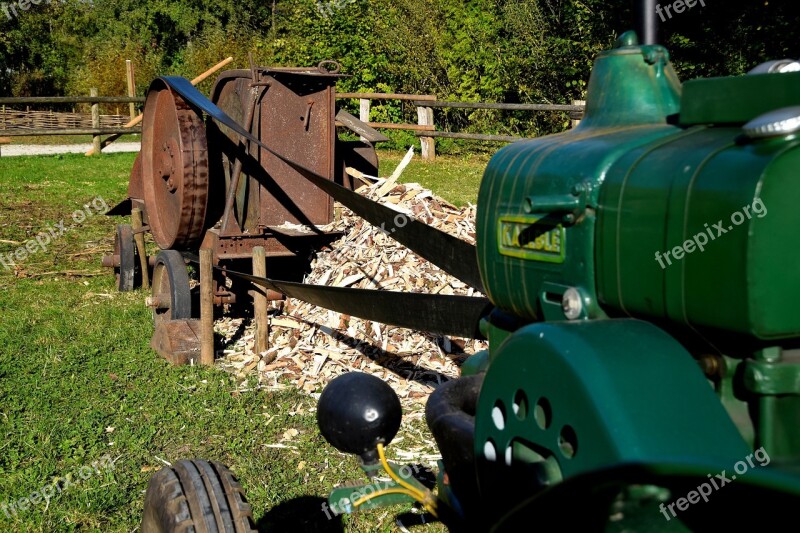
[311,27,800,530]
[141,3,800,532]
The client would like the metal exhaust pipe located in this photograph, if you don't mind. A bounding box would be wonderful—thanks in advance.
[636,0,659,45]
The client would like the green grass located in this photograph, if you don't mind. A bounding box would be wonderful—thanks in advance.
[0,150,488,532]
[378,150,488,207]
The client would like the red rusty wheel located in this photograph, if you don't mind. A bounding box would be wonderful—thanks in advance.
[141,79,210,250]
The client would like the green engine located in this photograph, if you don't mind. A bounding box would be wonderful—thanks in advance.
[478,31,800,342]
[317,31,800,531]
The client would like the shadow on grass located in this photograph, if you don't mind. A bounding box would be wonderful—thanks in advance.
[256,496,344,532]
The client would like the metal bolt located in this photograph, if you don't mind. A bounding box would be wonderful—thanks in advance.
[146,295,169,309]
[698,354,723,378]
[562,288,583,320]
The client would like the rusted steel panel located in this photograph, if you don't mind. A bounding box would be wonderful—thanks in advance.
[258,71,337,227]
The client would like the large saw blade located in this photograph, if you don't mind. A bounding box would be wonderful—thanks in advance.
[184,253,491,339]
[160,76,485,293]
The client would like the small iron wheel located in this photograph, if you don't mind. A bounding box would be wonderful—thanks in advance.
[114,224,138,292]
[141,459,256,533]
[149,250,191,325]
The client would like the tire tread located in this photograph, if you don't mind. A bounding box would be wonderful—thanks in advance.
[141,459,256,533]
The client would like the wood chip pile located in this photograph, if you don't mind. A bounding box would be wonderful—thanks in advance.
[215,177,489,420]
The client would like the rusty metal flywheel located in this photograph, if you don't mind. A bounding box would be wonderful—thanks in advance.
[141,78,210,250]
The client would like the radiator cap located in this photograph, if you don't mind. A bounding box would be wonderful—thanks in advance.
[743,106,800,139]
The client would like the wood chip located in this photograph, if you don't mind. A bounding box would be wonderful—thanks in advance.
[213,180,489,412]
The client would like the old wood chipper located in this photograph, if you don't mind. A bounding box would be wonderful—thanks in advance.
[108,2,800,531]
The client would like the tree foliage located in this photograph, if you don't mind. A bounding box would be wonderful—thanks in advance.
[1,0,799,138]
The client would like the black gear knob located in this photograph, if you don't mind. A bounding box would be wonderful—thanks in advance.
[317,372,402,463]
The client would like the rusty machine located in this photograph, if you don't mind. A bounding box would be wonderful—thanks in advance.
[103,61,403,361]
[129,1,800,531]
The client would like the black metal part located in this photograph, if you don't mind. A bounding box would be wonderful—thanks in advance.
[336,139,379,190]
[115,224,137,292]
[152,250,192,324]
[492,462,800,531]
[106,199,132,217]
[160,76,485,293]
[183,254,491,339]
[317,372,402,463]
[425,373,483,521]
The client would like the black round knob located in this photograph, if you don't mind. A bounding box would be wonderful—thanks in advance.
[317,372,402,460]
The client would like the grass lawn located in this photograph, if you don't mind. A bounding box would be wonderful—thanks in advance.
[0,149,490,532]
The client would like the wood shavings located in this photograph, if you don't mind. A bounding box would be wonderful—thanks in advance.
[214,181,489,417]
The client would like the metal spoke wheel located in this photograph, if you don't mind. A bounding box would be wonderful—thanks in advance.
[141,78,210,250]
[114,224,138,292]
[149,250,192,325]
[141,459,256,533]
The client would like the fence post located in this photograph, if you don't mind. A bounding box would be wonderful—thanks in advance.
[417,103,435,161]
[359,98,370,143]
[126,60,137,121]
[252,246,269,356]
[571,99,586,129]
[200,248,215,366]
[90,88,101,155]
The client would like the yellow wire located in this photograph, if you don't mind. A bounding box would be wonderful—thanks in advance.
[377,442,439,517]
[352,487,420,509]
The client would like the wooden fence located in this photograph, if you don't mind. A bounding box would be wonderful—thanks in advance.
[0,91,586,160]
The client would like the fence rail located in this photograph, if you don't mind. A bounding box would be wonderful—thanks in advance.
[0,96,144,105]
[336,92,585,160]
[0,127,143,137]
[0,91,586,160]
[411,100,585,112]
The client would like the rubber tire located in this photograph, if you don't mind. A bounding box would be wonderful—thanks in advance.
[151,250,192,323]
[115,224,137,292]
[141,459,256,533]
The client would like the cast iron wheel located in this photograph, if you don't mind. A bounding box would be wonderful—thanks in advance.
[150,250,191,325]
[114,224,138,292]
[141,459,257,533]
[141,79,210,250]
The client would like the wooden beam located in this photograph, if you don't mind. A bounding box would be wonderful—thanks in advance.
[131,208,149,290]
[366,122,434,132]
[252,247,269,358]
[337,92,436,101]
[0,127,143,136]
[90,88,101,156]
[411,100,585,112]
[199,249,215,366]
[359,98,370,143]
[126,60,137,121]
[0,96,143,105]
[417,105,435,161]
[414,130,522,143]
